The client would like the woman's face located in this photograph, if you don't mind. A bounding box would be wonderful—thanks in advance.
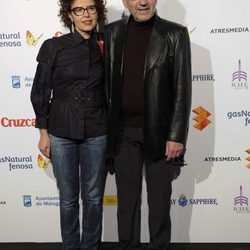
[69,0,98,38]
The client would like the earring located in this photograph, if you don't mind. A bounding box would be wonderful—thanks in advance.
[70,21,75,33]
[96,22,99,33]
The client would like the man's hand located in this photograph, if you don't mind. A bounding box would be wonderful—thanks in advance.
[165,141,183,161]
[38,129,50,158]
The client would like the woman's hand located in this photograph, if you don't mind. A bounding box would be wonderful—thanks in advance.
[38,129,50,158]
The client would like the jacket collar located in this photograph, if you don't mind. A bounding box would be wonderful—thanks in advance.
[113,17,129,76]
[144,15,166,77]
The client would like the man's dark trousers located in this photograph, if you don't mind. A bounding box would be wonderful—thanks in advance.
[114,126,172,250]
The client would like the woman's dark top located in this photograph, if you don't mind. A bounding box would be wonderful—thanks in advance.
[31,31,106,139]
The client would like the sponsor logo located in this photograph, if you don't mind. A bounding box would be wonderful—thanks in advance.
[210,27,249,34]
[246,149,250,169]
[178,194,188,207]
[35,196,60,207]
[192,74,215,83]
[37,154,50,169]
[0,156,33,171]
[11,75,33,88]
[0,201,6,205]
[11,75,21,88]
[26,30,43,46]
[192,106,212,130]
[0,32,22,48]
[103,195,118,206]
[232,60,248,89]
[171,194,218,207]
[204,152,250,169]
[23,195,32,207]
[226,110,250,126]
[0,117,35,128]
[189,27,197,35]
[54,31,63,37]
[233,186,249,214]
[22,195,60,207]
[204,156,242,162]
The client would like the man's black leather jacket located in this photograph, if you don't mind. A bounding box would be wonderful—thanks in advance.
[104,14,192,160]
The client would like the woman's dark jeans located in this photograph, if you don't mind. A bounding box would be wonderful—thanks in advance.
[50,134,107,250]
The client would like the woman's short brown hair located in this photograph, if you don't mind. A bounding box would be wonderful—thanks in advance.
[58,0,107,29]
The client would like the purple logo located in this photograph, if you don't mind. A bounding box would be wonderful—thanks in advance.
[232,60,248,89]
[234,186,248,206]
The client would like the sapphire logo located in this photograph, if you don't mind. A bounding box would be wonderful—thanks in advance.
[23,195,32,207]
[178,194,188,207]
[11,75,21,88]
[171,195,218,207]
[233,186,249,214]
[192,74,215,83]
[232,60,248,89]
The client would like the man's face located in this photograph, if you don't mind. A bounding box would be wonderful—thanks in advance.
[123,0,157,22]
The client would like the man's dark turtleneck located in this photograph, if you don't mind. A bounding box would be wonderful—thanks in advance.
[122,14,155,128]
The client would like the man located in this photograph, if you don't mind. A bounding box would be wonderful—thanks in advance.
[104,0,191,249]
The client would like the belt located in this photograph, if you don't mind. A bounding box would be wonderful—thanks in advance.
[52,90,105,107]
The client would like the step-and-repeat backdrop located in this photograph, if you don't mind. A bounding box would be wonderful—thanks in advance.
[0,0,249,243]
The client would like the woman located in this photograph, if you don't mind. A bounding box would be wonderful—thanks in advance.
[31,0,107,249]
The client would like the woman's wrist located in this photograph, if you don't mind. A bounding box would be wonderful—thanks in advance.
[39,129,48,136]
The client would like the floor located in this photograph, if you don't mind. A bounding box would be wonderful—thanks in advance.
[0,243,250,250]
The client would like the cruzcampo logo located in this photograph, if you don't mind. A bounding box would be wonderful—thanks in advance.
[192,106,212,131]
[103,195,118,206]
